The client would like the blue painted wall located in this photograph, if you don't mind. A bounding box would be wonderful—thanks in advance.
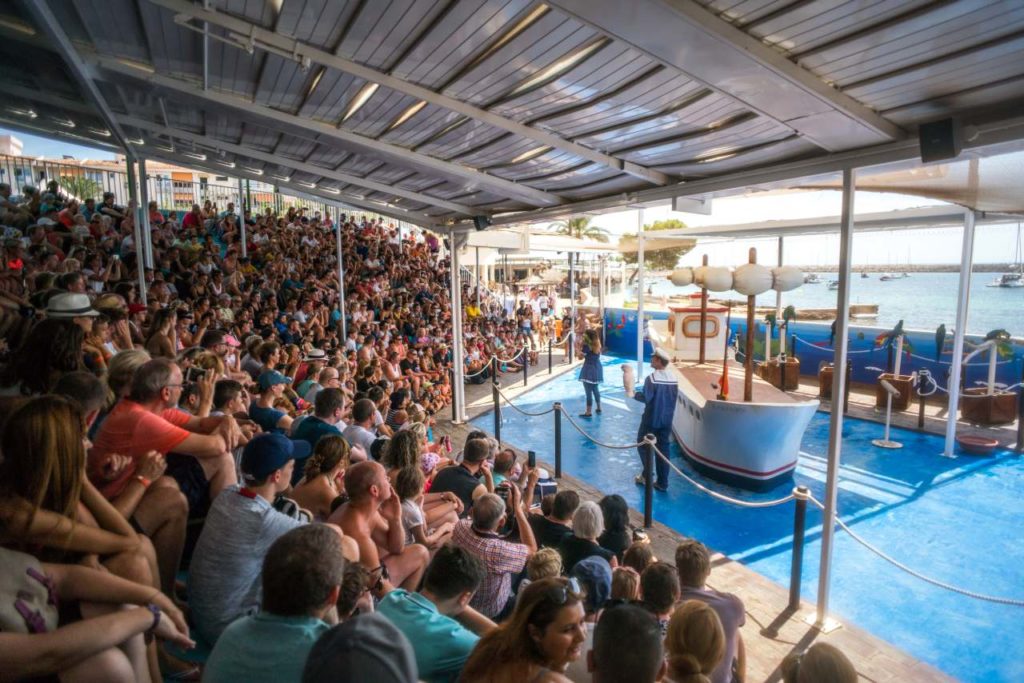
[601,307,1024,390]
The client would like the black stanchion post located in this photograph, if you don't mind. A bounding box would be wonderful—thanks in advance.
[643,434,655,528]
[491,356,498,385]
[548,341,553,375]
[788,486,809,611]
[553,402,562,478]
[523,349,528,387]
[917,370,928,430]
[790,334,797,364]
[492,381,501,444]
[843,360,852,415]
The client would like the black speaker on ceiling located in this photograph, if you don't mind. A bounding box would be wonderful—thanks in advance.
[473,215,492,231]
[919,118,961,163]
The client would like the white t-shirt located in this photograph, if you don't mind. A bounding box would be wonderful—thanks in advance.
[401,498,424,546]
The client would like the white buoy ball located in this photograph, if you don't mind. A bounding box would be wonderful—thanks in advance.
[693,265,708,287]
[771,266,804,292]
[668,268,694,287]
[733,263,773,296]
[702,266,734,292]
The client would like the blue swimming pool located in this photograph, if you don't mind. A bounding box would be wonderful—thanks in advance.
[472,355,1024,683]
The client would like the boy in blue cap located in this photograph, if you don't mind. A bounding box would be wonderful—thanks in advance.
[188,433,311,645]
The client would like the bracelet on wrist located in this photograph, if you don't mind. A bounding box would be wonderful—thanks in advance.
[144,603,161,642]
[135,475,152,489]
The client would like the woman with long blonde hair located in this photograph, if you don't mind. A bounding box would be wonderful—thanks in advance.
[664,600,726,683]
[461,577,587,683]
[576,327,603,418]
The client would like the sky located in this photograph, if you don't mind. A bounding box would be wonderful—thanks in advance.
[5,128,1021,266]
[2,128,116,161]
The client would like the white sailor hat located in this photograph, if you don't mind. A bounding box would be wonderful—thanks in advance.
[653,348,671,363]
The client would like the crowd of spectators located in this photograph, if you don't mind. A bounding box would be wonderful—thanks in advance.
[0,180,858,682]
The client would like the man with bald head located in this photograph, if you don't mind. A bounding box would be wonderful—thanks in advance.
[329,461,428,592]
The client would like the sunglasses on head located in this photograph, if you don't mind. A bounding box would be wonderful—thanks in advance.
[547,577,581,606]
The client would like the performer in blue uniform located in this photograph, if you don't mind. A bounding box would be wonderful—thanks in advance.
[577,328,603,417]
[633,348,677,492]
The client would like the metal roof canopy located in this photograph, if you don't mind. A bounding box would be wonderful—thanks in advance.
[1,0,1024,227]
[651,205,1016,240]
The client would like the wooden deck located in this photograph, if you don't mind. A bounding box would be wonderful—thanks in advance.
[440,351,954,682]
[677,362,800,404]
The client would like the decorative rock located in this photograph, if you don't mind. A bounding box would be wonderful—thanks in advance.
[702,266,734,292]
[733,263,773,296]
[668,267,694,287]
[771,266,804,292]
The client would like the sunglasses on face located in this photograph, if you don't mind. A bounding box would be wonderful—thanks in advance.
[547,577,581,606]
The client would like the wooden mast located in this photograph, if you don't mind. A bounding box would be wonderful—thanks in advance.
[698,254,708,364]
[744,248,756,402]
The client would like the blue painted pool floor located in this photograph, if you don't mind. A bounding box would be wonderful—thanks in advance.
[473,356,1024,683]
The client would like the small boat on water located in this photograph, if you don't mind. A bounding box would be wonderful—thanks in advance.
[861,272,870,278]
[879,272,907,281]
[986,272,1024,288]
[827,280,839,290]
[658,258,818,490]
[804,273,822,284]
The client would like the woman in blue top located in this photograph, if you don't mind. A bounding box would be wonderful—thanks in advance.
[577,328,603,417]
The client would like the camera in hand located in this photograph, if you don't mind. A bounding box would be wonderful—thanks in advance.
[527,450,536,469]
[495,482,516,536]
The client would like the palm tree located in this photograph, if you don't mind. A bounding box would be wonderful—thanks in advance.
[547,216,610,243]
[59,175,102,201]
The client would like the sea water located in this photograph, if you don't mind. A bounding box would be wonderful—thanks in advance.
[635,271,1023,336]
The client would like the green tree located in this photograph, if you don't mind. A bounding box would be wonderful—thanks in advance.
[547,216,611,243]
[619,218,696,270]
[59,175,102,201]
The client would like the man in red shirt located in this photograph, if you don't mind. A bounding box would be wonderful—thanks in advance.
[90,358,248,593]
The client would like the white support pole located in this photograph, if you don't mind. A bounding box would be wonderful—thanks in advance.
[569,251,576,363]
[137,158,154,269]
[335,206,346,341]
[816,168,855,628]
[125,157,147,305]
[636,208,645,380]
[598,256,606,340]
[238,178,247,257]
[776,236,785,357]
[944,210,977,457]
[475,247,481,309]
[449,229,467,423]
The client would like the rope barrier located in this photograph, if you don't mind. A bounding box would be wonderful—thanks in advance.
[493,346,527,364]
[807,494,1024,607]
[791,336,874,354]
[650,444,797,508]
[557,406,646,450]
[463,364,490,379]
[494,385,556,417]
[907,350,1018,366]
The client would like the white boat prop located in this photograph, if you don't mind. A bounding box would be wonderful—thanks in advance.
[656,250,819,490]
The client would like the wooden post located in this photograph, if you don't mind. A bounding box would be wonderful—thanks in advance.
[744,248,756,402]
[699,254,709,364]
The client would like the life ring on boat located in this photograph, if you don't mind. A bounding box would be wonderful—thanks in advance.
[955,435,999,456]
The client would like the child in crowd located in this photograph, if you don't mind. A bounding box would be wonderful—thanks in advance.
[395,466,454,553]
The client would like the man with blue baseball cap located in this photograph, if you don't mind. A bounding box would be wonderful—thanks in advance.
[250,370,295,434]
[188,433,312,645]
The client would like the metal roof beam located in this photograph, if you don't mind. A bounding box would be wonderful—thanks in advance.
[136,146,438,227]
[478,113,1024,228]
[548,0,905,152]
[118,115,479,216]
[17,0,133,154]
[92,55,562,209]
[145,0,671,187]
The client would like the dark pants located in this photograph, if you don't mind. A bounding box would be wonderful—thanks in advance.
[637,427,672,488]
[583,381,601,409]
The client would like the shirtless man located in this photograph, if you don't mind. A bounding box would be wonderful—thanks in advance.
[329,461,429,591]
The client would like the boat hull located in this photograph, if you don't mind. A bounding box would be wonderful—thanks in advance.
[670,368,819,490]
